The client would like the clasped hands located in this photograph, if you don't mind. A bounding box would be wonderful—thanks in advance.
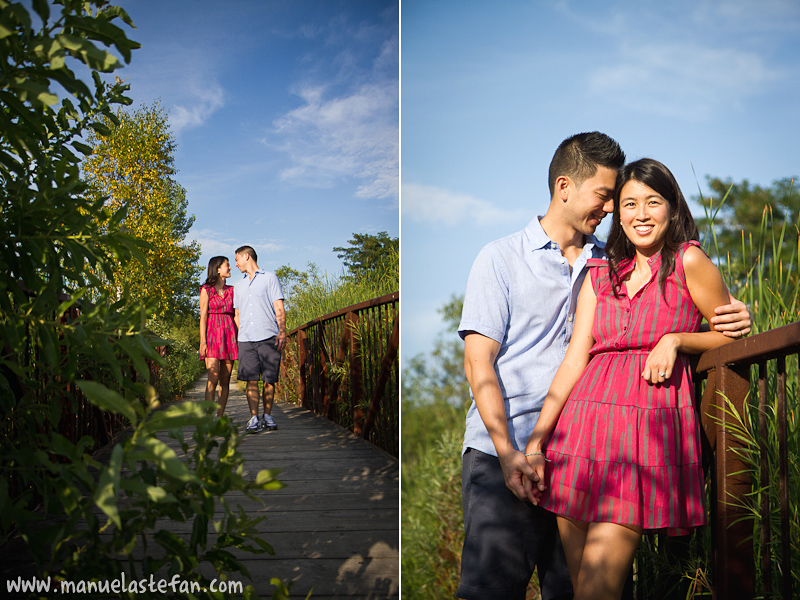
[500,449,549,505]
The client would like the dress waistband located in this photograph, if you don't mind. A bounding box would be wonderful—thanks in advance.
[592,349,688,359]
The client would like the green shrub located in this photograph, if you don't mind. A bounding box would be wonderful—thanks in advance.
[148,315,205,401]
[0,2,283,596]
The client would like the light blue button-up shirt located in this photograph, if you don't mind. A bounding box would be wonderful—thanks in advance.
[458,216,605,456]
[233,269,284,342]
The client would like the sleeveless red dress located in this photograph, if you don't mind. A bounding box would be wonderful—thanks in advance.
[200,285,238,361]
[541,242,706,535]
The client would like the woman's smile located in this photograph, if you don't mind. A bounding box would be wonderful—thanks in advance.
[619,179,671,254]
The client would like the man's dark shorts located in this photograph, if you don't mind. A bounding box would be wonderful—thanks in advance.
[237,338,281,383]
[457,448,573,600]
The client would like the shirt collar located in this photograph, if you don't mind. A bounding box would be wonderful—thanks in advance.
[619,251,663,277]
[242,269,266,280]
[525,215,605,254]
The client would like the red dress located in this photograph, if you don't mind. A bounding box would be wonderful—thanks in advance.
[200,285,238,360]
[541,242,706,534]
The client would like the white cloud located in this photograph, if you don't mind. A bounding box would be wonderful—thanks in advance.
[590,42,782,119]
[170,82,225,134]
[194,229,284,259]
[402,183,529,227]
[123,42,226,136]
[270,81,398,202]
[692,0,800,31]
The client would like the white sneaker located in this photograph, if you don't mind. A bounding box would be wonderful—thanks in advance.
[261,414,277,431]
[245,415,262,434]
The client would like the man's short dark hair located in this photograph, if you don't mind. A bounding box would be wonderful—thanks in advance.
[236,245,258,264]
[548,132,625,197]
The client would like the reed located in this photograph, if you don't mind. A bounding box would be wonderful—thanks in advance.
[284,249,398,332]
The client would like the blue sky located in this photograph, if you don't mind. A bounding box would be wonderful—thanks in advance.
[108,0,398,282]
[401,0,800,361]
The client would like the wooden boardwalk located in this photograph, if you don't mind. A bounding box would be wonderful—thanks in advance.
[182,376,399,599]
[0,376,399,599]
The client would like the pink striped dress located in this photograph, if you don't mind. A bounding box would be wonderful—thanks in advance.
[200,285,238,361]
[541,241,706,534]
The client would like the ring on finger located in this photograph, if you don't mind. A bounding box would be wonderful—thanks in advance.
[658,372,666,377]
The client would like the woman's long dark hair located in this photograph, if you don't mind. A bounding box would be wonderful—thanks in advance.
[204,256,229,288]
[606,158,698,296]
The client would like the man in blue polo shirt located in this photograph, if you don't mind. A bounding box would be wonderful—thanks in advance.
[457,132,752,600]
[233,245,286,434]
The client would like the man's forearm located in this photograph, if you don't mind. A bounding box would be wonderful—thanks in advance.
[465,362,513,456]
[276,310,286,335]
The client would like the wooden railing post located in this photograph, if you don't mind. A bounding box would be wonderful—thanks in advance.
[350,312,364,434]
[710,361,755,600]
[298,329,309,410]
[696,321,800,600]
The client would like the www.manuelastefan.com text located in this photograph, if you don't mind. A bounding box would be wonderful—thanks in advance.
[6,573,244,595]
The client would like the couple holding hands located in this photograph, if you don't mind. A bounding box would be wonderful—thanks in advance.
[458,133,751,600]
[198,245,286,434]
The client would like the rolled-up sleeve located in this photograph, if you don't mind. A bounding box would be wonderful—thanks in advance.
[459,246,509,343]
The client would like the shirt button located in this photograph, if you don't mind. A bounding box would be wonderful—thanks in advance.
[567,314,573,322]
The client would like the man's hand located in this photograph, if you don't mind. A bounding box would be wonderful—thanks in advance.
[498,448,539,503]
[275,332,287,351]
[710,296,751,338]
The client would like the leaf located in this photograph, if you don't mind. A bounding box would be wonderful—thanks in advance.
[146,485,177,503]
[132,436,198,483]
[93,443,123,528]
[76,380,137,423]
[70,140,93,156]
[31,0,50,25]
[142,401,207,435]
[36,322,59,369]
[89,120,113,136]
[254,469,284,487]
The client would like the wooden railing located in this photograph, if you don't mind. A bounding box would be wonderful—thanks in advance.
[3,295,164,449]
[693,321,800,600]
[279,292,399,457]
[2,297,165,514]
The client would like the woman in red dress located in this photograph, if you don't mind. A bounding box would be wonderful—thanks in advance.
[199,256,238,417]
[526,159,737,600]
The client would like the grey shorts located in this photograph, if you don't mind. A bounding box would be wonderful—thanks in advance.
[457,448,573,600]
[236,338,281,383]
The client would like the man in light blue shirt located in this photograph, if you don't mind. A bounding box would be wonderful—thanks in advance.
[234,245,286,433]
[456,132,751,600]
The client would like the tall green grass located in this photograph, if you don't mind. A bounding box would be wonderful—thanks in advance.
[284,249,398,332]
[401,402,467,600]
[401,298,476,600]
[699,188,800,598]
[633,185,800,598]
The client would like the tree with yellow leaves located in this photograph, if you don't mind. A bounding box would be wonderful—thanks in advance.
[83,103,202,317]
